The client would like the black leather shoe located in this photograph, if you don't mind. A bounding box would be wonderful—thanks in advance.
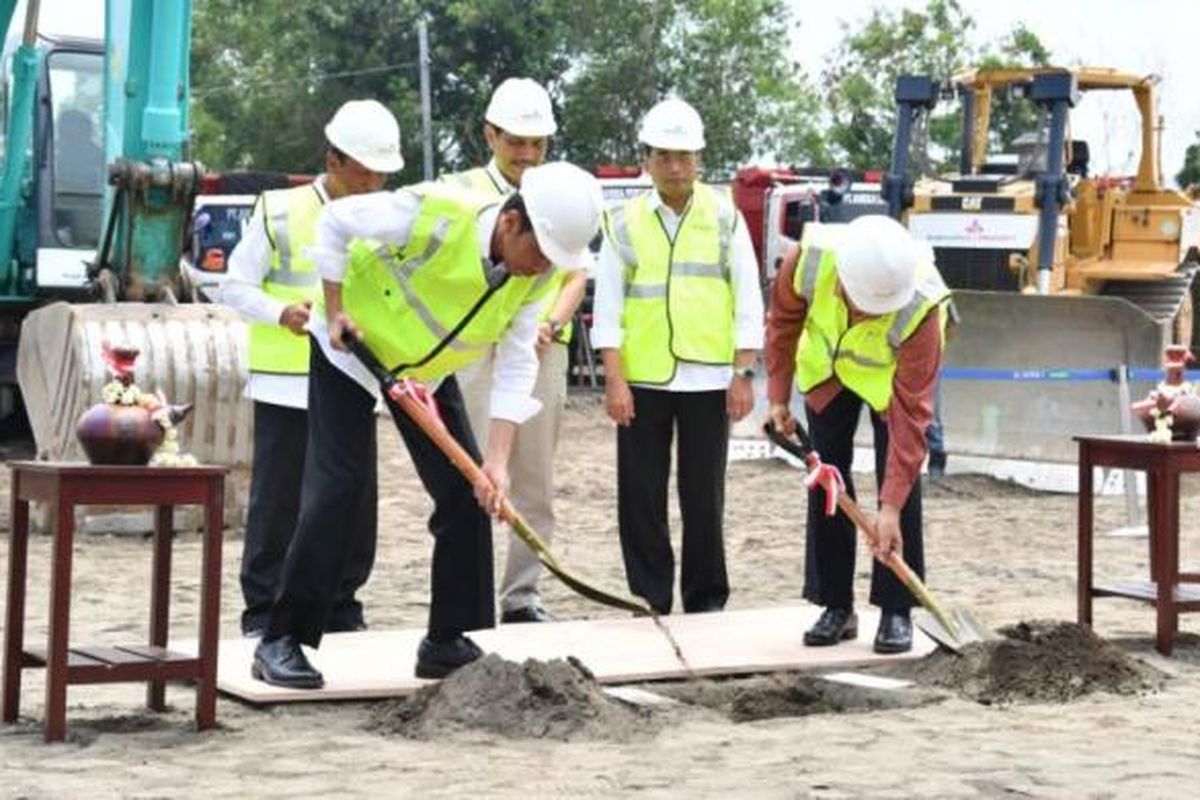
[803,607,858,646]
[500,604,554,624]
[874,611,913,654]
[252,635,324,689]
[415,634,483,679]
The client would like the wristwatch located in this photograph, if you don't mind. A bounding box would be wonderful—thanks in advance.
[547,319,564,340]
[734,365,756,381]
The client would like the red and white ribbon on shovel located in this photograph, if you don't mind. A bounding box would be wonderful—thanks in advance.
[803,451,845,517]
[385,377,443,427]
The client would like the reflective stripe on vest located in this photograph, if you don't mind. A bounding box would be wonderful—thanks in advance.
[793,245,949,411]
[440,166,575,343]
[249,184,324,375]
[608,183,736,384]
[326,183,555,382]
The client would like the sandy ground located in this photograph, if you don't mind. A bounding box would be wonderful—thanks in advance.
[3,393,1200,798]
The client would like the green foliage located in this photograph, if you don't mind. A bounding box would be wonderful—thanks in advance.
[1176,131,1200,189]
[822,0,976,171]
[190,0,1052,182]
[190,0,823,180]
[821,0,1052,173]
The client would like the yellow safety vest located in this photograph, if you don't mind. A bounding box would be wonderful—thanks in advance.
[325,183,555,382]
[249,183,324,375]
[793,243,949,412]
[441,165,574,343]
[605,183,737,384]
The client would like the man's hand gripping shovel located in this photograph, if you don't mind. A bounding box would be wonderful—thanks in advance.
[341,332,692,671]
[763,419,989,653]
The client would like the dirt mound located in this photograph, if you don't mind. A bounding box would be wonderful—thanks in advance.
[367,654,650,741]
[911,620,1165,705]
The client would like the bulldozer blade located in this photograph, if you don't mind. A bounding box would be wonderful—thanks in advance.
[939,290,1171,463]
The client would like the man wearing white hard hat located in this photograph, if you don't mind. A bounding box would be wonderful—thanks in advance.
[593,97,764,615]
[441,78,587,624]
[765,215,950,655]
[251,159,604,689]
[218,99,403,639]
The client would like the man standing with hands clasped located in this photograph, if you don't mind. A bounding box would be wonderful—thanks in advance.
[592,97,763,616]
[764,215,949,654]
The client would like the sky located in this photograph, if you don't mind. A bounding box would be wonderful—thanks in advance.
[787,0,1199,183]
[12,0,1199,183]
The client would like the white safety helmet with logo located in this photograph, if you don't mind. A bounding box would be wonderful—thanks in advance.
[519,162,603,270]
[485,78,558,137]
[833,215,927,315]
[324,99,405,173]
[637,97,705,151]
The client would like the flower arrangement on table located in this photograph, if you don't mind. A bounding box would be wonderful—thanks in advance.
[75,343,197,466]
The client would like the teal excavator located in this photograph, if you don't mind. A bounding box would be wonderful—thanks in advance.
[0,0,250,472]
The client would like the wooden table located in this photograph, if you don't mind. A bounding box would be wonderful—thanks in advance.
[1077,435,1200,655]
[2,462,227,742]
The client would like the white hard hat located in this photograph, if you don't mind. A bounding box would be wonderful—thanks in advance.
[519,162,603,270]
[637,98,705,151]
[485,78,557,137]
[325,99,404,173]
[833,215,923,315]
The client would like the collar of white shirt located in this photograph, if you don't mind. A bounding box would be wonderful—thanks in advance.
[313,173,331,203]
[485,159,517,194]
[475,204,508,288]
[645,187,694,220]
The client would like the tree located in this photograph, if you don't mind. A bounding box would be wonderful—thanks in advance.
[819,0,1052,172]
[1176,131,1200,189]
[190,0,825,180]
[558,0,828,175]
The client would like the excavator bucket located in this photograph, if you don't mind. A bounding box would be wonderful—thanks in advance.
[938,290,1169,463]
[16,302,253,527]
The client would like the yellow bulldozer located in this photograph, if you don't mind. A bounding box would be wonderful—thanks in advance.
[884,67,1200,462]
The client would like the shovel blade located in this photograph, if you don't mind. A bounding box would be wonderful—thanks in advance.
[913,608,991,654]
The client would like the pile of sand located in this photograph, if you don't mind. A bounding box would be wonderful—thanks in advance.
[367,654,650,741]
[911,620,1165,704]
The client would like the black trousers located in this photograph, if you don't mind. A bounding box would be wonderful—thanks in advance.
[617,387,730,615]
[239,400,377,633]
[265,339,494,647]
[802,388,925,611]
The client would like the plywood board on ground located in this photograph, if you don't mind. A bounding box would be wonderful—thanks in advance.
[178,605,935,705]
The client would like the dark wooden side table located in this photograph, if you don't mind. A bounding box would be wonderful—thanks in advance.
[2,462,227,742]
[1076,435,1200,655]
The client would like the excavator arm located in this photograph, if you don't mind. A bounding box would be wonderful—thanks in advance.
[95,0,200,302]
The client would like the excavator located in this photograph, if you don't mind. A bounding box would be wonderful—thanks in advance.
[884,67,1200,462]
[0,1,252,497]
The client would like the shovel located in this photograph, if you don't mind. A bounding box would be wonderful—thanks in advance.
[341,333,692,670]
[763,420,990,653]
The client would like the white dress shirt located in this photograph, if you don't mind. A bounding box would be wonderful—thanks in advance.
[217,175,331,409]
[306,189,544,423]
[591,188,765,392]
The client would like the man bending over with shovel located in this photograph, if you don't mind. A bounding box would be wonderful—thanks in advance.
[251,159,603,689]
[765,215,949,654]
